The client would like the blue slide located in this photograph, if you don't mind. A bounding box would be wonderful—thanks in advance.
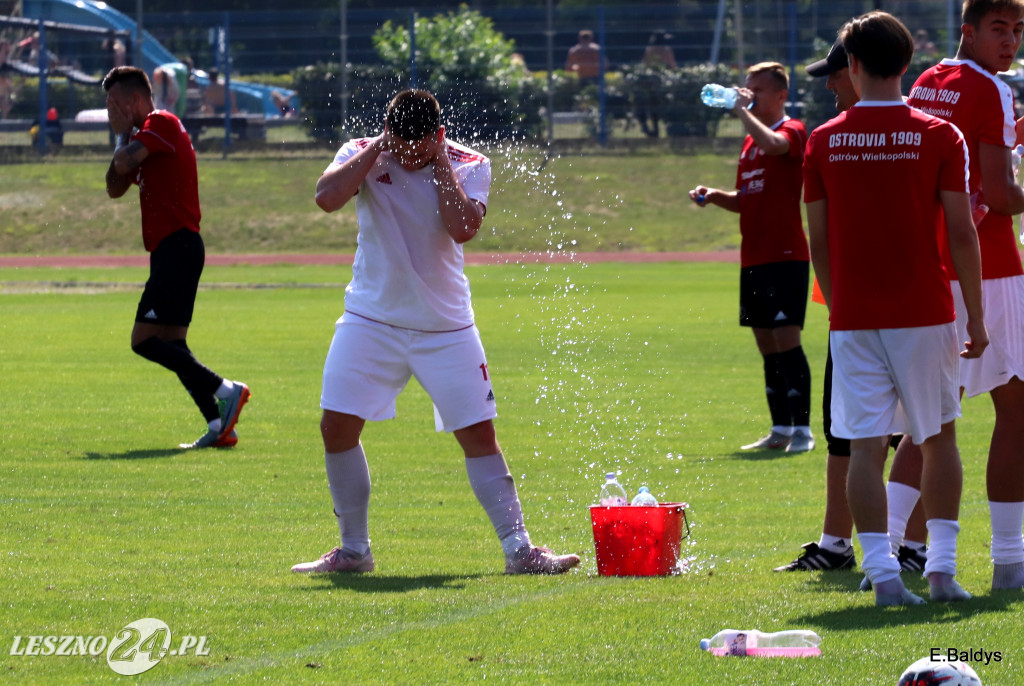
[21,0,294,118]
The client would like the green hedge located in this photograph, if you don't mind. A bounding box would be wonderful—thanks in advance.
[3,78,106,121]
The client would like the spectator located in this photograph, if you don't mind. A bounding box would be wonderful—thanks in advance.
[642,30,677,69]
[202,67,237,115]
[566,29,606,83]
[151,64,180,113]
[913,29,939,56]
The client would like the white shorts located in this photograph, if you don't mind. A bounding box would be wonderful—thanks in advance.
[952,276,1024,397]
[830,324,960,444]
[320,314,498,432]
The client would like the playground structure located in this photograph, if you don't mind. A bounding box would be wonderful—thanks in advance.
[2,0,297,151]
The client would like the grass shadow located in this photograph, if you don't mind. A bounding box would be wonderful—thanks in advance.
[81,448,186,460]
[727,449,799,461]
[793,590,1020,630]
[296,573,480,593]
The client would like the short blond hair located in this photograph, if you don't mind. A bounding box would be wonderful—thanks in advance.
[746,62,788,91]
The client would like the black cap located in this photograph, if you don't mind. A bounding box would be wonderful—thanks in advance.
[806,40,848,77]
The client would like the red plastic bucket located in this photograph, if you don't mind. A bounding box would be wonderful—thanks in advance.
[589,502,689,576]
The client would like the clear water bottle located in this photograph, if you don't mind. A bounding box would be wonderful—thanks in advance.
[631,486,659,506]
[599,473,628,506]
[700,83,738,109]
[970,191,989,228]
[699,629,822,658]
[1013,144,1024,178]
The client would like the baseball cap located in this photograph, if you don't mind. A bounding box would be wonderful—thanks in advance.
[806,39,848,77]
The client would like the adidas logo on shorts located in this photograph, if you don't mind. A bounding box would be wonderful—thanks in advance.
[485,389,495,402]
[144,309,158,320]
[774,310,788,321]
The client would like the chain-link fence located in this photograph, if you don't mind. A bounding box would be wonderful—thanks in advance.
[0,1,997,151]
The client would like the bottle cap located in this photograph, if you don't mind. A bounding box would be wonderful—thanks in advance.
[605,472,615,479]
[699,638,710,651]
[639,486,649,493]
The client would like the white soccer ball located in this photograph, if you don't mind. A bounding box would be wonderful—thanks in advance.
[898,657,982,686]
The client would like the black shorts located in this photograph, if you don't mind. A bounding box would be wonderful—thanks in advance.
[135,229,205,327]
[739,260,809,329]
[823,341,851,457]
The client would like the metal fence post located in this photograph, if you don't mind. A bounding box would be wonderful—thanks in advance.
[597,6,607,146]
[409,11,417,89]
[36,19,47,154]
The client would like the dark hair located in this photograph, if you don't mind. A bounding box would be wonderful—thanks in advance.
[963,0,1024,27]
[102,66,152,96]
[385,89,441,141]
[840,11,913,78]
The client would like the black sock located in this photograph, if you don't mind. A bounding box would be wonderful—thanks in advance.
[763,352,790,427]
[132,337,222,422]
[779,345,811,427]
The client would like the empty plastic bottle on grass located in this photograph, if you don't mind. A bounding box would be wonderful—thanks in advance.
[599,473,628,506]
[700,83,738,109]
[699,629,821,658]
[631,486,659,506]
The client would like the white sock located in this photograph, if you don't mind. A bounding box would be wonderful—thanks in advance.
[207,418,222,433]
[773,425,795,437]
[818,534,852,554]
[325,445,371,556]
[465,453,531,557]
[990,501,1024,565]
[903,539,927,553]
[857,532,901,585]
[924,518,959,578]
[886,481,920,553]
[794,425,813,438]
[214,379,236,399]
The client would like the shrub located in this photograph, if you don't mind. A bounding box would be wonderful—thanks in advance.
[292,6,543,143]
[619,63,738,137]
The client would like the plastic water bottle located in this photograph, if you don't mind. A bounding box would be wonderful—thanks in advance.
[599,473,628,506]
[631,486,659,506]
[970,191,989,229]
[1013,144,1024,244]
[699,629,822,658]
[700,83,738,109]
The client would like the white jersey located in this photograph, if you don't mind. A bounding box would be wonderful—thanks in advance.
[328,137,491,331]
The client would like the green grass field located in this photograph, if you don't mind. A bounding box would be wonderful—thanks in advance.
[0,148,741,256]
[1,261,1020,685]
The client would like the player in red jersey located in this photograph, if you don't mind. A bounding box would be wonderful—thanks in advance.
[886,0,1024,591]
[775,39,929,574]
[804,11,987,606]
[103,67,250,449]
[689,62,814,454]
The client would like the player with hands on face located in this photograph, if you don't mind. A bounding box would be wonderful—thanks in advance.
[292,89,581,577]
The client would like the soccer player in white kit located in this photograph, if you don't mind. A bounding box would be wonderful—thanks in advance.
[804,11,988,606]
[291,90,580,575]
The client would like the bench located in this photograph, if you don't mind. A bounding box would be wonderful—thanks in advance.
[181,115,266,142]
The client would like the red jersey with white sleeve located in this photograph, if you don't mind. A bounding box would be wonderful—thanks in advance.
[908,59,1022,280]
[736,117,810,268]
[803,102,969,330]
[130,109,201,252]
[327,137,491,332]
